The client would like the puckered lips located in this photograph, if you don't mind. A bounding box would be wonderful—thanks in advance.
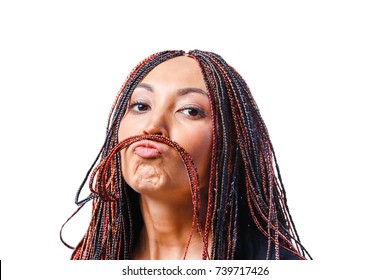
[131,140,165,159]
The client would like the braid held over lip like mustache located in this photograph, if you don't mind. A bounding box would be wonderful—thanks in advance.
[88,134,207,259]
[92,135,199,200]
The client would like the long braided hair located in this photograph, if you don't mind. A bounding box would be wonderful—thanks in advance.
[62,50,311,260]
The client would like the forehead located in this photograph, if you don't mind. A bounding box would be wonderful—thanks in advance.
[141,56,206,90]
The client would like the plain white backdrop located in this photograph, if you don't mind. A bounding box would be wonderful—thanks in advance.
[0,0,389,279]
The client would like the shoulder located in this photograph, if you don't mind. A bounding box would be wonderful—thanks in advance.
[235,224,303,260]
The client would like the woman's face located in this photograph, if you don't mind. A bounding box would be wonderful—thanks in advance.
[118,56,212,200]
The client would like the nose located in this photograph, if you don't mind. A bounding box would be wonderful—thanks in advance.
[143,111,169,137]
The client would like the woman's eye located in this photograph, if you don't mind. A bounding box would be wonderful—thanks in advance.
[129,102,150,112]
[181,107,205,119]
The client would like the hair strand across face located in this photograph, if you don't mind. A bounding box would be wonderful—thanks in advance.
[62,50,311,260]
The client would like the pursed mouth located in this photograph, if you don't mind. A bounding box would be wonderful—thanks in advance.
[131,140,164,159]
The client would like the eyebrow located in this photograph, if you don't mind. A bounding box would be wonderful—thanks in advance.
[177,87,208,96]
[136,83,154,92]
[136,83,208,96]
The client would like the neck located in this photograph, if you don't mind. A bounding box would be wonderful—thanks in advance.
[133,192,209,260]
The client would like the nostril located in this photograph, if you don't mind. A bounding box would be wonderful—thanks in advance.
[143,122,169,138]
[143,130,163,136]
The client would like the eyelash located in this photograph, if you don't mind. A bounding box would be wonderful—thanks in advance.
[179,106,205,119]
[128,101,206,119]
[128,101,150,112]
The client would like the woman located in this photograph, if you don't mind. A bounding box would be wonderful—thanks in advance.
[63,50,311,260]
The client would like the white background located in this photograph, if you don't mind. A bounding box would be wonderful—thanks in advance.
[0,0,389,279]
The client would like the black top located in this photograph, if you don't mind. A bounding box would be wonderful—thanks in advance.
[235,223,301,260]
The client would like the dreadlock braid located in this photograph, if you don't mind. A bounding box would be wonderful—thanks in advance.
[70,51,187,260]
[62,49,311,260]
[188,50,310,259]
[71,134,203,259]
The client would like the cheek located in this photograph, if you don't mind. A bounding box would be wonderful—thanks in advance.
[175,125,212,181]
[118,120,128,142]
[119,148,131,182]
[118,116,138,142]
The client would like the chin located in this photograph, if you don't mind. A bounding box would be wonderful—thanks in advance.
[126,177,162,193]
